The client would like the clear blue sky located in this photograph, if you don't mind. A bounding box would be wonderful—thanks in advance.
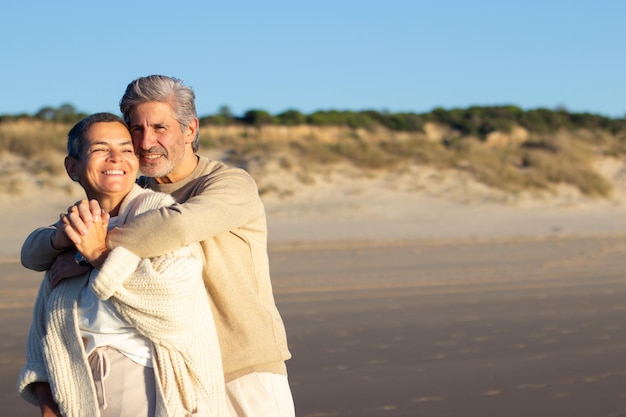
[1,0,624,118]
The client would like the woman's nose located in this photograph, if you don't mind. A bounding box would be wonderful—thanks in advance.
[107,149,122,161]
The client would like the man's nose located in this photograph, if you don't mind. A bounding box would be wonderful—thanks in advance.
[133,129,156,150]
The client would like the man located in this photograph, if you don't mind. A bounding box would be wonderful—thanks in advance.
[21,75,295,417]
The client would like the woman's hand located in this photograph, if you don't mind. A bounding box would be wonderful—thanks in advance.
[34,382,61,417]
[60,199,104,245]
[61,199,110,269]
[49,198,103,250]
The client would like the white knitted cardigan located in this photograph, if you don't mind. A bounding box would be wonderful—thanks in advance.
[18,185,226,417]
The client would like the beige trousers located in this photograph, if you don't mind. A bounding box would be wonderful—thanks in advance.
[88,346,156,417]
[226,372,295,417]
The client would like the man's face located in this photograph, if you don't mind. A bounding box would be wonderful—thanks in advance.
[128,101,190,181]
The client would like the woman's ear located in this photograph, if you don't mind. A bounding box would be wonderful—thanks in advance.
[64,156,79,182]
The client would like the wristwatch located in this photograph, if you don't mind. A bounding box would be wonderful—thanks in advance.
[74,251,91,267]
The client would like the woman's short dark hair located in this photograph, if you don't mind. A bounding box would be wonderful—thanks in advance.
[67,112,127,160]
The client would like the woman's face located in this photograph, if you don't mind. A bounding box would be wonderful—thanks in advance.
[68,121,138,202]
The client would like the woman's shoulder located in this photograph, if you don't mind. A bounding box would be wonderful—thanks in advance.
[121,185,176,217]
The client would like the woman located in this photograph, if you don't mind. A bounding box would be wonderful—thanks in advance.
[17,113,225,417]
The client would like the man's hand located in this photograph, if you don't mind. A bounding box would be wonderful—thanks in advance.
[50,218,74,250]
[49,250,92,288]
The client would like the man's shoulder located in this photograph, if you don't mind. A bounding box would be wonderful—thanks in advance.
[196,156,254,181]
[197,156,237,173]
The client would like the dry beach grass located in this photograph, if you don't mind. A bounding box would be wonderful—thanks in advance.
[4,146,626,259]
[3,120,626,251]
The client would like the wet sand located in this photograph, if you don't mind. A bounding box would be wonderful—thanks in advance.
[4,235,626,416]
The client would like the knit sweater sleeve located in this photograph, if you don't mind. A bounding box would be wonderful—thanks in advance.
[90,187,207,341]
[17,276,52,405]
[92,243,225,415]
[92,243,206,343]
[106,168,261,258]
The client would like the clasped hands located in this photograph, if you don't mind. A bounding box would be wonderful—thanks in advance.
[49,199,110,287]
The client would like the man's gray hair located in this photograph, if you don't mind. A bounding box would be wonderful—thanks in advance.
[67,112,127,160]
[119,75,200,152]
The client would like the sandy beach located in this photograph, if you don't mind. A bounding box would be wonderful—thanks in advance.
[4,171,626,416]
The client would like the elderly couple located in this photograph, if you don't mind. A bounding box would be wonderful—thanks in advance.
[17,75,295,417]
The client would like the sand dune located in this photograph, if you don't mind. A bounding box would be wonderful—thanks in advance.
[4,161,626,260]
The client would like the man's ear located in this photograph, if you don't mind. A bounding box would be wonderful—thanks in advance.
[184,118,199,145]
[64,156,79,182]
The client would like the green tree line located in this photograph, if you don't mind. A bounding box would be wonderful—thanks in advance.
[0,103,88,124]
[195,105,626,137]
[2,104,626,138]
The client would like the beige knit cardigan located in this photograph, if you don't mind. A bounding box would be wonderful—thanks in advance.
[17,185,226,417]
